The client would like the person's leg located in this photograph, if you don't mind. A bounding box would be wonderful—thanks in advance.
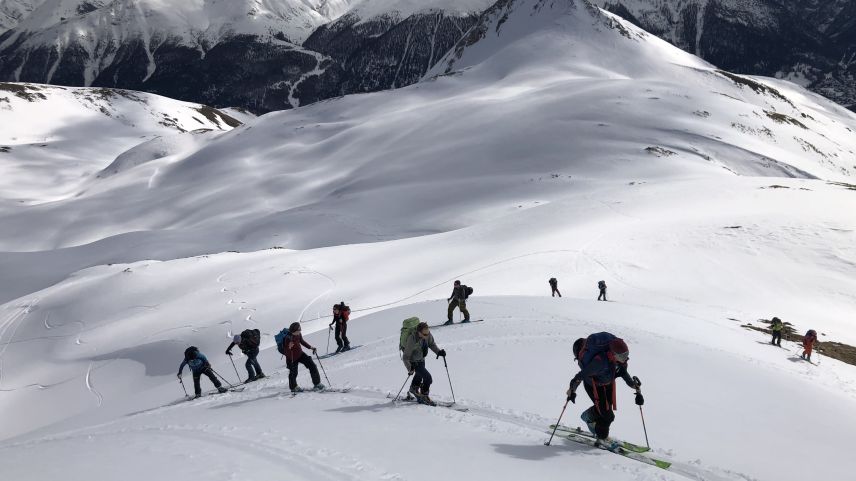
[460,300,470,322]
[249,349,263,377]
[287,360,299,390]
[334,322,343,350]
[245,355,257,380]
[193,372,203,396]
[341,321,350,349]
[447,301,457,323]
[300,353,321,386]
[202,367,224,392]
[557,289,562,297]
[410,361,425,394]
[593,384,615,439]
[551,287,556,297]
[413,362,433,395]
[775,331,781,347]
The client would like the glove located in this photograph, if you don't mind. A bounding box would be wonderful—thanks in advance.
[226,350,232,356]
[635,393,644,406]
[437,349,447,357]
[632,376,642,389]
[177,373,182,378]
[311,347,317,354]
[567,391,576,403]
[408,370,414,376]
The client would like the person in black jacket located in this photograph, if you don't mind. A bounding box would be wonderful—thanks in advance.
[549,277,561,297]
[445,280,471,325]
[328,302,351,353]
[226,329,265,383]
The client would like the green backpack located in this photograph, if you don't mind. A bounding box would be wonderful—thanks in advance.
[400,317,421,351]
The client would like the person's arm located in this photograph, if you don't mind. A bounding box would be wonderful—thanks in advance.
[178,359,188,376]
[427,334,441,356]
[401,335,416,372]
[225,341,237,355]
[616,364,637,388]
[300,336,315,351]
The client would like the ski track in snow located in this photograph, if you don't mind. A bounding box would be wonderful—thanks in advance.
[0,298,38,388]
[85,361,104,407]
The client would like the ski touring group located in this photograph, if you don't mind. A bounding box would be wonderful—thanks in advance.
[175,278,822,468]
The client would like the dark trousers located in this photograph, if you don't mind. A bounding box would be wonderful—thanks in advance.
[447,299,470,322]
[771,331,782,346]
[551,286,561,297]
[334,321,350,348]
[598,289,607,301]
[410,361,433,395]
[287,353,320,390]
[193,367,222,396]
[244,348,263,378]
[584,382,615,439]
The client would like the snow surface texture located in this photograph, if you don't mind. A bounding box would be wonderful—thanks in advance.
[0,1,855,480]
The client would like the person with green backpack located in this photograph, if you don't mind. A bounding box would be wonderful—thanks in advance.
[400,318,446,405]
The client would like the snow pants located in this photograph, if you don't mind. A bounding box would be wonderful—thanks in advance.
[551,286,562,297]
[193,367,222,396]
[447,299,470,322]
[287,353,321,390]
[334,320,350,349]
[410,361,432,395]
[244,348,263,379]
[771,331,782,346]
[584,382,615,440]
[598,289,607,301]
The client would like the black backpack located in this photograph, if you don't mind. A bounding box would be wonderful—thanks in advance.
[184,346,198,360]
[598,280,606,290]
[462,285,473,299]
[240,329,261,350]
[549,278,557,285]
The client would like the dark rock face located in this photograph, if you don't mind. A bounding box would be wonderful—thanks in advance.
[596,0,856,109]
[0,10,479,114]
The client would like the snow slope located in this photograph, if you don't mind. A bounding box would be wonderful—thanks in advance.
[0,1,855,480]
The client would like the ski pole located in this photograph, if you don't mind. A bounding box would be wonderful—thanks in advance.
[326,326,332,354]
[393,372,413,402]
[439,354,456,404]
[228,354,241,383]
[545,398,570,446]
[211,368,236,388]
[633,376,650,449]
[314,351,332,386]
[178,375,189,398]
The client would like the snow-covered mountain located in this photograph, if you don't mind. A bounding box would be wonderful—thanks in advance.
[1,1,855,480]
[593,0,856,110]
[0,0,491,112]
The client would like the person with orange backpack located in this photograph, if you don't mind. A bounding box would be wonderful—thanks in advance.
[328,302,351,353]
[801,329,818,362]
[567,332,642,450]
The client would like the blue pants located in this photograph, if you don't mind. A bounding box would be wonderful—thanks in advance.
[244,348,263,379]
[410,361,433,395]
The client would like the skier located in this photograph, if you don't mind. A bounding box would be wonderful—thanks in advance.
[328,302,351,353]
[226,329,265,383]
[801,329,818,362]
[770,317,783,347]
[567,333,642,449]
[597,280,607,301]
[401,321,446,405]
[178,346,227,398]
[445,280,471,325]
[549,277,562,297]
[281,322,324,393]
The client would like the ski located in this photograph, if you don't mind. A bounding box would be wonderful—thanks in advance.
[549,424,649,453]
[290,387,352,397]
[429,319,484,328]
[318,345,362,360]
[562,430,671,470]
[185,386,245,401]
[386,393,469,412]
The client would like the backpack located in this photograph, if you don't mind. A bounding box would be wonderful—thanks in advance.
[340,304,351,322]
[463,285,473,299]
[240,328,261,350]
[598,280,606,290]
[184,346,198,360]
[549,278,557,285]
[274,329,289,355]
[400,317,421,351]
[577,332,619,366]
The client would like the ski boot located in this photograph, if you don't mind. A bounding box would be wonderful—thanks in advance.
[244,376,256,383]
[414,391,436,406]
[255,373,266,380]
[443,320,454,326]
[193,393,202,399]
[217,387,228,394]
[581,409,597,435]
[335,346,342,354]
[291,386,304,393]
[341,345,351,352]
[595,437,622,453]
[313,383,326,391]
[461,319,471,324]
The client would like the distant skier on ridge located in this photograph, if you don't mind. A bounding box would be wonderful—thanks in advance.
[567,332,642,449]
[549,277,562,297]
[445,280,472,325]
[801,329,818,362]
[597,280,607,301]
[178,346,227,398]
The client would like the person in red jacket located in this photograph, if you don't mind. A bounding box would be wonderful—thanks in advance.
[802,329,818,362]
[281,322,324,393]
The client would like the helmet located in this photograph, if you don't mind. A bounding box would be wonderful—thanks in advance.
[608,338,629,363]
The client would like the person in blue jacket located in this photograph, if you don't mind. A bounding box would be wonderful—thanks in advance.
[178,346,227,398]
[566,333,643,447]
